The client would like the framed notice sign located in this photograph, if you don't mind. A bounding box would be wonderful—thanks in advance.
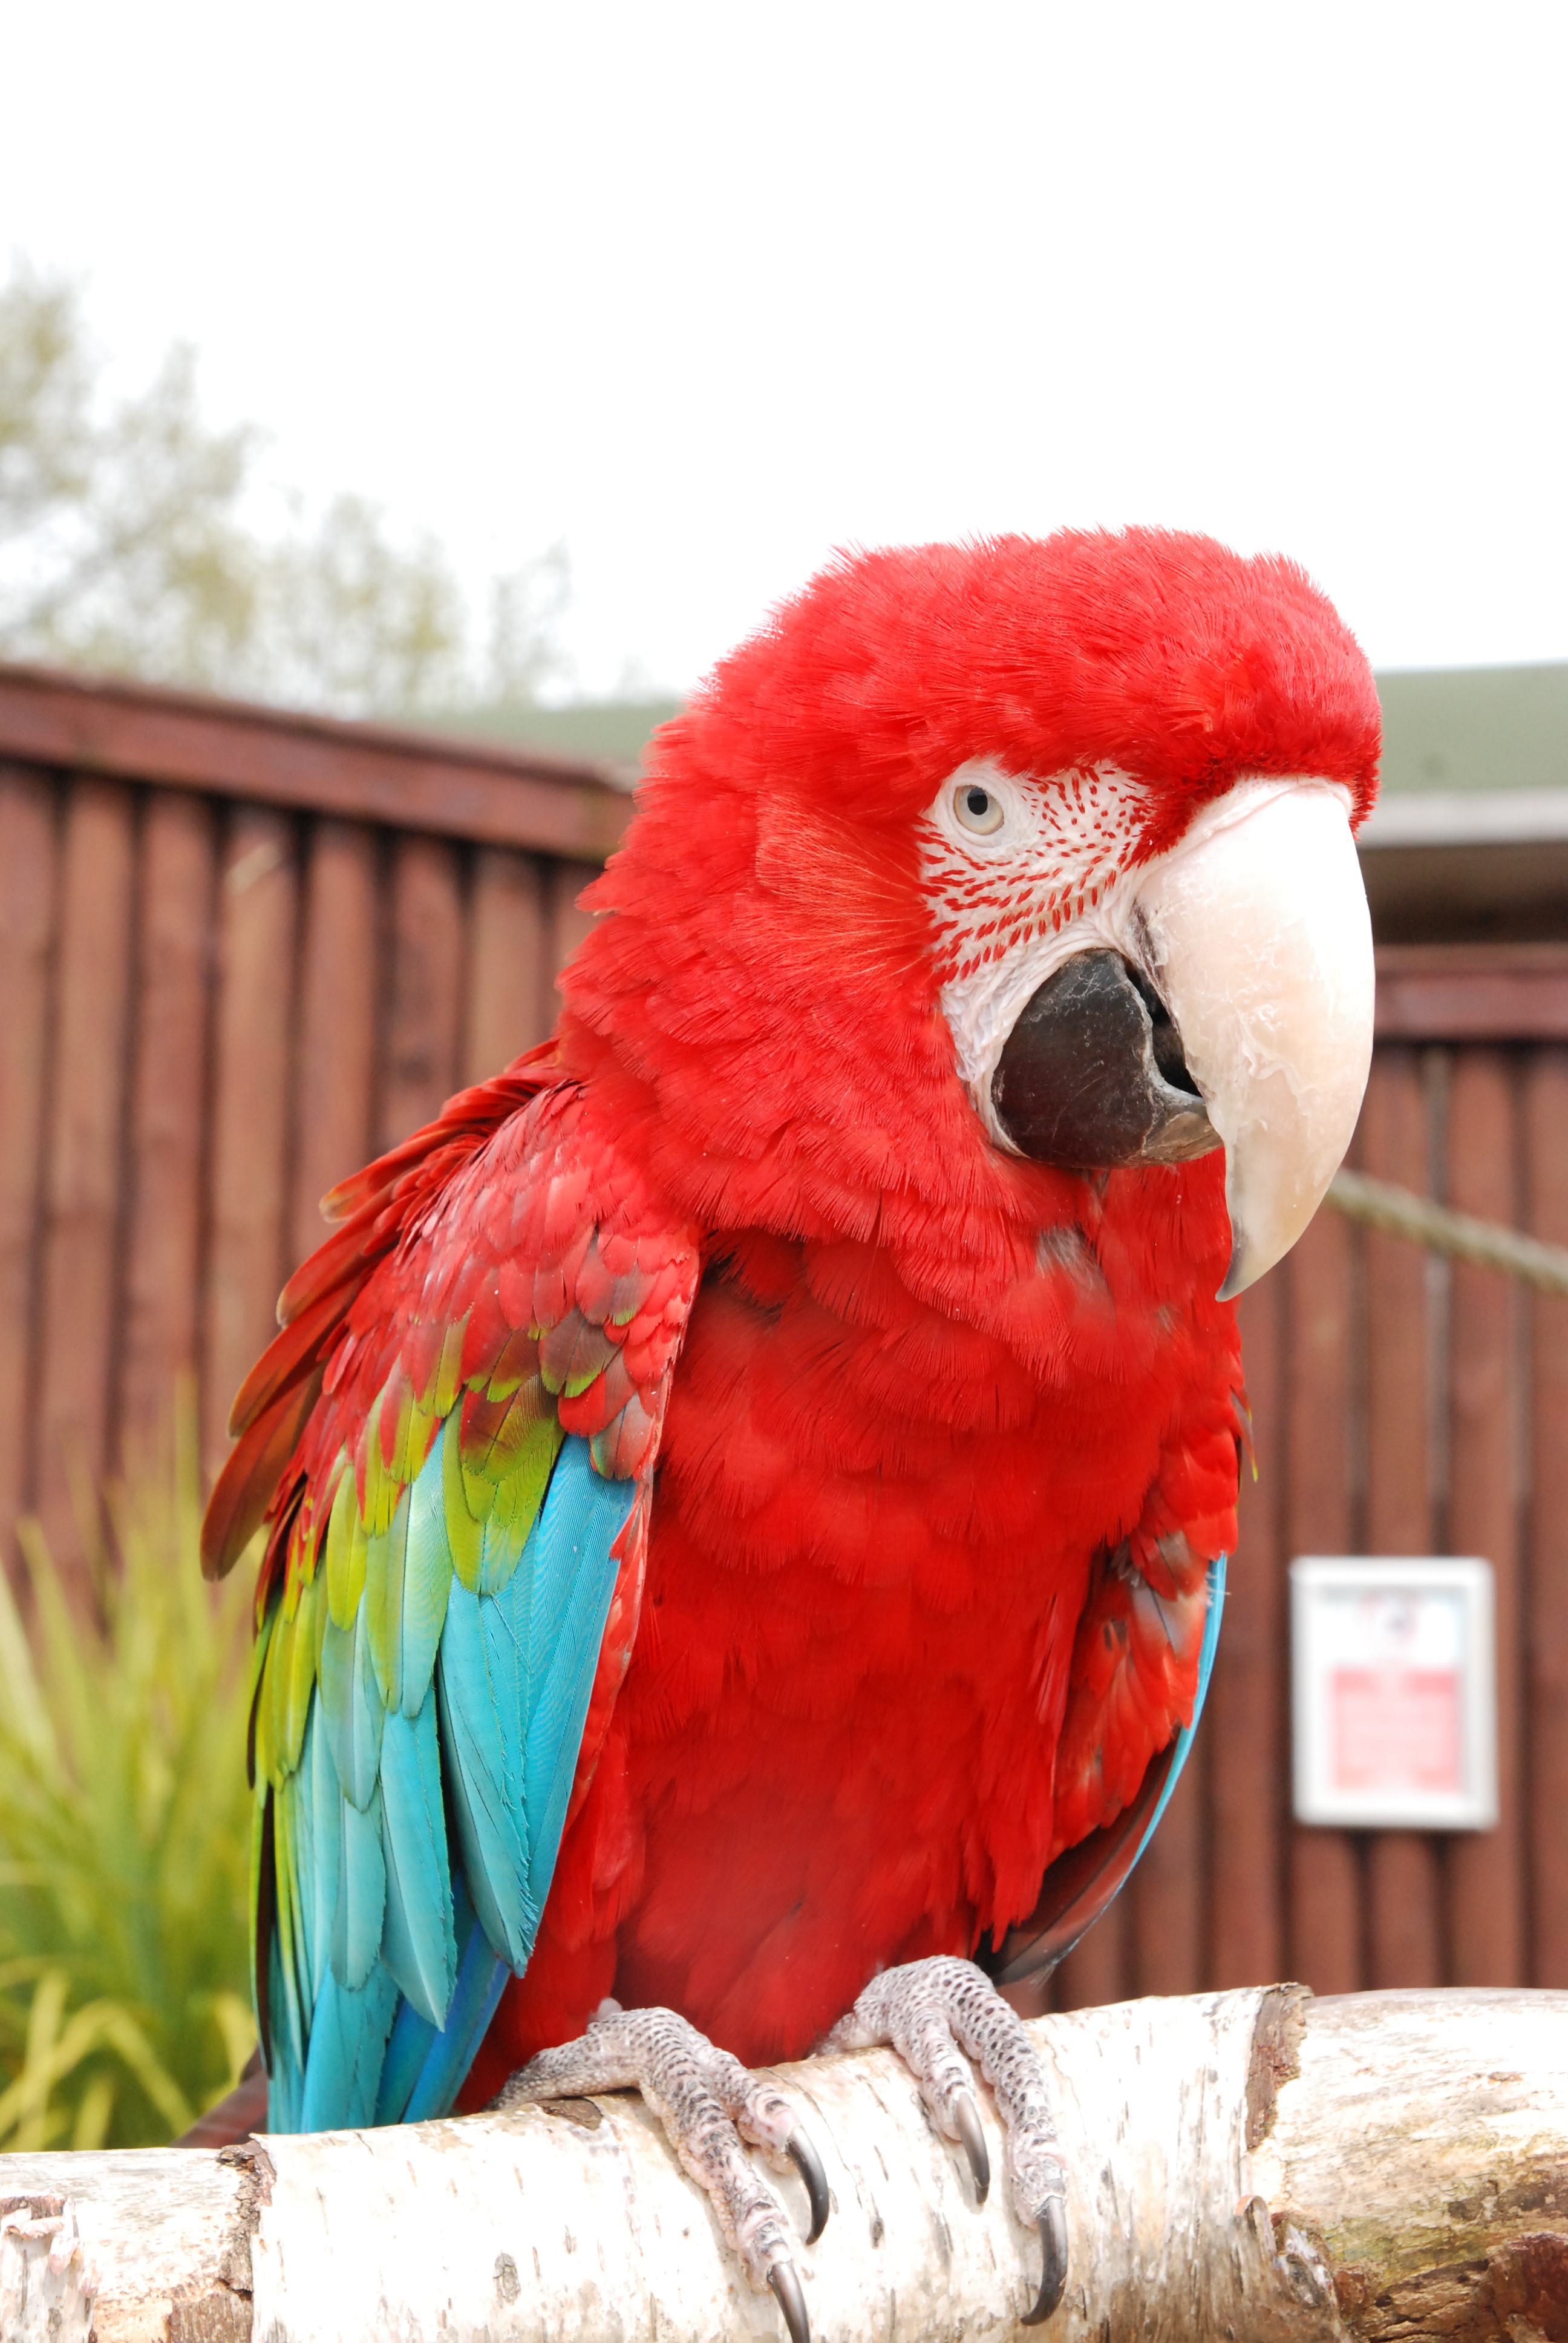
[1290,1558,1497,1830]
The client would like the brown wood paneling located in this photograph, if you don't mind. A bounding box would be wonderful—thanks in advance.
[1359,1048,1444,1986]
[204,812,299,1469]
[1282,1205,1362,1993]
[1526,1046,1568,1985]
[466,847,550,1083]
[1127,1745,1206,1995]
[1209,1273,1287,1987]
[377,836,466,1153]
[1376,946,1568,1042]
[1377,972,1568,1041]
[1053,1889,1128,2011]
[1446,1049,1526,1985]
[34,779,136,1598]
[117,792,216,1466]
[290,821,379,1266]
[0,767,57,1584]
[0,661,630,859]
[545,859,603,1017]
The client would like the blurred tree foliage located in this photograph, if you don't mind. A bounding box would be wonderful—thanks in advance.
[0,263,566,715]
[0,1409,256,2149]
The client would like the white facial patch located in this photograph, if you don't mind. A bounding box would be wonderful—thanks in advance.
[920,765,1374,1304]
[918,760,1154,1150]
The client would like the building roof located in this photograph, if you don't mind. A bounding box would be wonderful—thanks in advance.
[423,699,684,787]
[1376,662,1568,795]
[1353,664,1568,939]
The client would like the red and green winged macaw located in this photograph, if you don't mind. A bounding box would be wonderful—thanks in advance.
[203,529,1377,2338]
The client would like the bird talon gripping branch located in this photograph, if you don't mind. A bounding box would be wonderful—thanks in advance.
[826,1956,1070,2315]
[205,531,1377,2328]
[495,2007,828,2313]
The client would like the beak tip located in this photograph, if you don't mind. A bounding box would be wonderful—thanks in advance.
[1216,1240,1249,1303]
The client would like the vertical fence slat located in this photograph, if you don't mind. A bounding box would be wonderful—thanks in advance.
[203,812,299,1470]
[290,821,378,1269]
[1446,1048,1526,1985]
[34,779,137,1599]
[118,792,216,1467]
[1209,1273,1287,1986]
[466,847,550,1083]
[1359,1047,1445,1985]
[1526,1046,1568,1985]
[1127,1748,1206,1994]
[1282,1204,1362,1991]
[377,836,466,1153]
[1053,1892,1128,2011]
[0,767,57,1585]
[545,859,603,1014]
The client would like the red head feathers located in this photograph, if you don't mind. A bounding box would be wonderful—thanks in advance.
[560,529,1377,1309]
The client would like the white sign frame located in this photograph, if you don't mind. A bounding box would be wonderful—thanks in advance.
[1290,1556,1498,1830]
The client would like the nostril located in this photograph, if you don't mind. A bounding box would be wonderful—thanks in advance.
[1127,968,1201,1099]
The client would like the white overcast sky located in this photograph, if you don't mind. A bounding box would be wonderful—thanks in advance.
[4,0,1566,696]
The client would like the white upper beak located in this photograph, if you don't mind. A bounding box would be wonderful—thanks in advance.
[1129,779,1374,1298]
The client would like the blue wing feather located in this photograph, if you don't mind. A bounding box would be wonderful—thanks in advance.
[437,1577,537,1970]
[299,1962,400,2131]
[332,1789,386,1990]
[304,1707,341,2005]
[379,1693,457,2027]
[376,1870,511,2126]
[521,1447,636,1883]
[318,1603,385,1811]
[265,1430,633,2131]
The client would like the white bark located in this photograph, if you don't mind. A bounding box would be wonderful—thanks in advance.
[3,1986,1567,2342]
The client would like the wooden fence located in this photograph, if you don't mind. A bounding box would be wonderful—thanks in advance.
[0,661,630,1613]
[1,657,1563,2001]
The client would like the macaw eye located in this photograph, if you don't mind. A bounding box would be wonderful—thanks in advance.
[954,782,1005,836]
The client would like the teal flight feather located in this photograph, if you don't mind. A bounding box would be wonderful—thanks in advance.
[333,1787,386,1990]
[261,1426,634,2132]
[378,1693,456,2028]
[300,1960,400,2131]
[374,1870,509,2126]
[437,1577,538,1971]
[521,1446,639,1881]
[318,1602,384,1812]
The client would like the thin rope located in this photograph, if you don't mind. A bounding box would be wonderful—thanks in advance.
[1324,1168,1568,1297]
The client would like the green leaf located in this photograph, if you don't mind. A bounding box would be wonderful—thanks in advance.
[0,1391,256,2149]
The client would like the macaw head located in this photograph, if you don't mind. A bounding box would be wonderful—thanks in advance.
[564,529,1378,1303]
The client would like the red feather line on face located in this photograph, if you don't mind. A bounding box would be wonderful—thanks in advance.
[920,764,1147,989]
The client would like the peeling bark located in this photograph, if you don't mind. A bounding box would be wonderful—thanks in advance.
[2,1988,1567,2341]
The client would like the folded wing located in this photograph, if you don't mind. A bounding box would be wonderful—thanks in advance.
[205,1054,699,2131]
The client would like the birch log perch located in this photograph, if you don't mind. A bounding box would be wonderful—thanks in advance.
[4,1986,1568,2343]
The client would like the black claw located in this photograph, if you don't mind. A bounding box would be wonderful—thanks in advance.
[768,2257,810,2343]
[953,2089,990,2207]
[786,2128,831,2244]
[1021,2197,1069,2326]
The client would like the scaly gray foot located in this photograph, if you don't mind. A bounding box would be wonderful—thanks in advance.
[824,1954,1070,2325]
[494,2002,829,2343]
